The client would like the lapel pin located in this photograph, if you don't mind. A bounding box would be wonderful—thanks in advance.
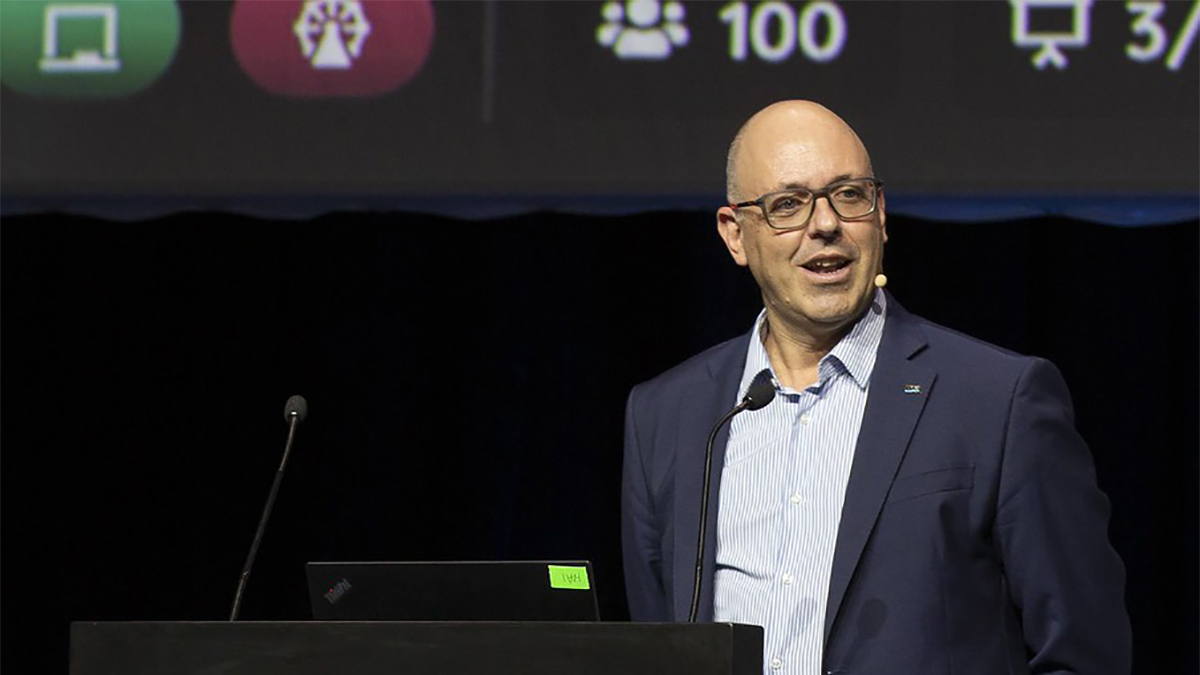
[903,384,922,395]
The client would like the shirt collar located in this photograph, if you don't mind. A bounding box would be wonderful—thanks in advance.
[738,289,888,398]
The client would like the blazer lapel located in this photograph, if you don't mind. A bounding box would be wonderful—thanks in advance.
[672,335,749,621]
[823,299,935,643]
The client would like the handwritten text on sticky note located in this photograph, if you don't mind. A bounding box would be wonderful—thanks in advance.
[547,565,590,590]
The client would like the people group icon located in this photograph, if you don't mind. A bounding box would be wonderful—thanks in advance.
[596,0,688,60]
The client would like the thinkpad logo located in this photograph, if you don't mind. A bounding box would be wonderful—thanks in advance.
[323,578,352,604]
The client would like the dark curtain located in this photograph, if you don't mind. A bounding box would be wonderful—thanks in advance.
[2,211,1196,673]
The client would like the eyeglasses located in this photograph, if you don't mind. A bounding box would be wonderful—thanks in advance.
[731,178,883,231]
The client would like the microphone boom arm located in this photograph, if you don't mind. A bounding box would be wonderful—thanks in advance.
[229,404,304,621]
[688,400,748,623]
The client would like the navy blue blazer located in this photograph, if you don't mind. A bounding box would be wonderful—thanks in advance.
[621,295,1130,674]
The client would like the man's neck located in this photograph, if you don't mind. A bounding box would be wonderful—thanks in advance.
[761,310,854,391]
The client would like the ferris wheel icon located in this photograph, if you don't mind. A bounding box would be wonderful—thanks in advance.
[293,0,372,70]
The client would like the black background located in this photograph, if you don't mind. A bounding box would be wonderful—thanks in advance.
[2,211,1197,673]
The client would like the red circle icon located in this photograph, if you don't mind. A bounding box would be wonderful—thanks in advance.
[231,0,434,98]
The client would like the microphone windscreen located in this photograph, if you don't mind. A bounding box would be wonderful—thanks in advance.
[284,395,308,423]
[743,369,777,411]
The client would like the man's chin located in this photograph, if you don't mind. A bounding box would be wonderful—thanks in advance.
[791,292,873,329]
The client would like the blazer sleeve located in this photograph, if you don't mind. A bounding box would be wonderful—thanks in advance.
[621,384,670,621]
[994,358,1132,674]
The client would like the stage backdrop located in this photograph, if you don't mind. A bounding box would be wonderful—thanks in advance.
[2,0,1197,222]
[1,210,1196,674]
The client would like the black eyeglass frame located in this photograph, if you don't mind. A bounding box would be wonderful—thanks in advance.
[730,177,884,231]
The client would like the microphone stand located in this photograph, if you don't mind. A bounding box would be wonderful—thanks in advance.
[688,402,748,623]
[688,369,775,623]
[229,411,302,621]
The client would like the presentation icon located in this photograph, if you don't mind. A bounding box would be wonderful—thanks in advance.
[1009,0,1094,70]
[597,0,689,60]
[0,0,180,98]
[39,3,121,73]
[232,0,434,98]
[293,0,371,70]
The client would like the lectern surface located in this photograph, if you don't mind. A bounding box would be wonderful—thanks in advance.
[71,621,764,675]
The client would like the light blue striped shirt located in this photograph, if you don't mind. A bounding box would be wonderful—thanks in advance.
[713,290,887,675]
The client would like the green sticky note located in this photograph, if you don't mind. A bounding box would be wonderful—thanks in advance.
[547,565,590,590]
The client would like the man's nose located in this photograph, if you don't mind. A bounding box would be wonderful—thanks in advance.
[807,196,841,237]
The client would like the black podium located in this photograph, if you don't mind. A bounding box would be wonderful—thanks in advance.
[70,621,763,675]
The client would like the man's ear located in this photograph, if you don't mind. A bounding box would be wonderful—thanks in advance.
[878,189,887,244]
[716,206,749,267]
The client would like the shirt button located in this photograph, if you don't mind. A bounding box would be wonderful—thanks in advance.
[770,658,783,670]
[789,493,802,505]
[799,413,811,425]
[781,573,794,585]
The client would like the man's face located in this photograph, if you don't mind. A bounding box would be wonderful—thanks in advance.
[717,107,887,338]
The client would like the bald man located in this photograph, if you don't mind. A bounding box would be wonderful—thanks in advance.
[621,101,1130,674]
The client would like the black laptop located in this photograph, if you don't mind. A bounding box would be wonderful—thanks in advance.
[306,561,601,621]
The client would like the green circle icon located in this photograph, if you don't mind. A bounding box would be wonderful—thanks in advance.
[1,0,181,98]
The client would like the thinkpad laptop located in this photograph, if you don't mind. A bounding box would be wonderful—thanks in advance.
[306,560,601,621]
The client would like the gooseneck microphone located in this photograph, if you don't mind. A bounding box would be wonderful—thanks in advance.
[688,370,776,623]
[229,395,308,621]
